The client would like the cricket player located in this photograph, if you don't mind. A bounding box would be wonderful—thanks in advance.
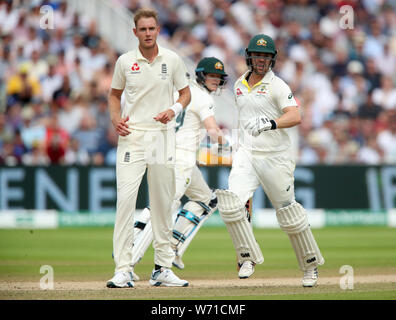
[107,8,191,288]
[215,34,325,287]
[131,57,229,275]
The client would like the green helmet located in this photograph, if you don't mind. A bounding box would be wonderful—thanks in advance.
[195,57,228,89]
[245,34,277,69]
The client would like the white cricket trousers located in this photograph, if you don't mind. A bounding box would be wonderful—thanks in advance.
[229,147,296,210]
[113,130,176,273]
[174,148,212,205]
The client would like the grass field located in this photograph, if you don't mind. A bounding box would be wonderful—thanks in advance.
[0,226,396,300]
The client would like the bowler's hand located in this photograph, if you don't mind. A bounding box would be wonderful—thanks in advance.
[112,116,131,136]
[154,109,175,124]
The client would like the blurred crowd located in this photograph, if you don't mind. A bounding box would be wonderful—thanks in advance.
[1,0,396,166]
[0,0,119,166]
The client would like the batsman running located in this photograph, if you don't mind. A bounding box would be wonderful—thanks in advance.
[215,34,324,287]
[131,57,230,277]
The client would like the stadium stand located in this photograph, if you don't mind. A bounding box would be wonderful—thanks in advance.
[1,0,396,165]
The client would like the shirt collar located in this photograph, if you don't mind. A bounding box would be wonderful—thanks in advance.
[135,44,163,62]
[240,69,275,91]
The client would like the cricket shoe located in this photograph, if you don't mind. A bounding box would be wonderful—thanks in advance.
[302,267,318,287]
[172,254,185,270]
[106,271,135,288]
[149,267,189,287]
[238,261,255,279]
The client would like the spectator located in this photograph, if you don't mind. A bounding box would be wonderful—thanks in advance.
[22,141,50,166]
[64,138,90,165]
[6,63,41,106]
[358,92,383,119]
[58,95,86,135]
[357,136,383,164]
[372,75,396,111]
[72,114,102,156]
[20,106,46,150]
[45,113,69,164]
[0,0,20,35]
[377,112,396,163]
[40,63,63,102]
[0,136,19,165]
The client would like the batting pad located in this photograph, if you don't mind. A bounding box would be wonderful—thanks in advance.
[131,208,153,266]
[172,201,213,257]
[216,189,264,265]
[276,202,325,271]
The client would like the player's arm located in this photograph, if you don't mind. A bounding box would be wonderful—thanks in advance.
[203,116,227,145]
[274,106,301,129]
[108,88,131,136]
[154,86,191,124]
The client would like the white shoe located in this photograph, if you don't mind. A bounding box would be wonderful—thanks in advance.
[302,267,318,287]
[172,255,185,270]
[238,261,255,279]
[149,267,189,287]
[106,271,135,288]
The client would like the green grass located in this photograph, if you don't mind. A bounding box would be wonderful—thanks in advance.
[1,226,396,299]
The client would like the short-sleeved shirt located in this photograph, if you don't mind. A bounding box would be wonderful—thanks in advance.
[234,70,298,152]
[111,45,189,131]
[175,81,215,152]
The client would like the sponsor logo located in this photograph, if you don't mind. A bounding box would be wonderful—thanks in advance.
[288,93,293,99]
[124,152,130,163]
[215,62,223,70]
[257,38,267,46]
[131,63,140,71]
[306,256,316,264]
[236,88,243,96]
[241,252,250,258]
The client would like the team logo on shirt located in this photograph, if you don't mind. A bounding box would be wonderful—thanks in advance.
[159,63,169,80]
[236,88,243,96]
[288,93,293,99]
[257,85,267,94]
[257,38,267,46]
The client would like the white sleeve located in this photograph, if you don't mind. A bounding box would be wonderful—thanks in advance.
[276,79,298,110]
[173,55,189,91]
[196,95,215,121]
[111,56,126,90]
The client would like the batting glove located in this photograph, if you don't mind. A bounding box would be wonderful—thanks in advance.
[245,116,277,137]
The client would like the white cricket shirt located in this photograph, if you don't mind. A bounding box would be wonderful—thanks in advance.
[111,45,189,131]
[175,81,215,152]
[234,70,298,152]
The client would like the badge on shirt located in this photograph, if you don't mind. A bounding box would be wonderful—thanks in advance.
[130,62,141,74]
[159,63,169,80]
[236,88,243,96]
[257,85,268,94]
